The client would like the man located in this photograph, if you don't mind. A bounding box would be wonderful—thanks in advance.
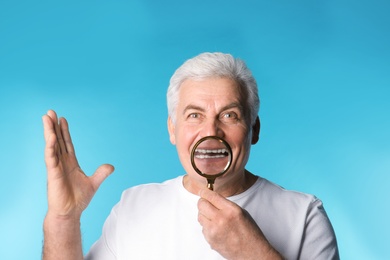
[42,52,339,259]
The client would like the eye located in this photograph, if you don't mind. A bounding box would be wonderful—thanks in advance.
[221,111,239,122]
[188,113,200,118]
[186,112,203,122]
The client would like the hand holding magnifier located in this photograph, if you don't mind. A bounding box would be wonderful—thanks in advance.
[190,136,232,190]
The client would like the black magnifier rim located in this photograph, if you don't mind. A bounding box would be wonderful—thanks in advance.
[190,136,233,179]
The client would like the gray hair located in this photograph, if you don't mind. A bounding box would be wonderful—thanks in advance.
[167,52,259,125]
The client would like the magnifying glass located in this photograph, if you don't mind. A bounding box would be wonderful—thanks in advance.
[190,136,233,190]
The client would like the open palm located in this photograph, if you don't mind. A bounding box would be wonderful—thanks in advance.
[43,110,114,218]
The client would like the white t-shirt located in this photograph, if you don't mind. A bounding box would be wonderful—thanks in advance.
[85,175,339,259]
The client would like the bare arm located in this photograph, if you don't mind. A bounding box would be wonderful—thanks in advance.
[42,110,114,260]
[198,188,284,260]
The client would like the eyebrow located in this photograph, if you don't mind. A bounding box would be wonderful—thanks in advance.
[222,102,244,113]
[182,104,205,116]
[182,102,244,116]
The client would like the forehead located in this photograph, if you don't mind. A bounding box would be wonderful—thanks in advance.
[178,77,243,105]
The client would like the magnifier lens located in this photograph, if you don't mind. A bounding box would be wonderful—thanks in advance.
[191,136,232,189]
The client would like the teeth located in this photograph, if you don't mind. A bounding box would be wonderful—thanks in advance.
[194,148,228,159]
[195,149,227,154]
[195,154,226,159]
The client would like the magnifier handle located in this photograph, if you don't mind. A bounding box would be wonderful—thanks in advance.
[207,179,215,191]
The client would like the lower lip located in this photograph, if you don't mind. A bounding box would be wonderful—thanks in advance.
[193,156,229,175]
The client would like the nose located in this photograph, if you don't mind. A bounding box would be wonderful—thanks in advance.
[200,118,224,138]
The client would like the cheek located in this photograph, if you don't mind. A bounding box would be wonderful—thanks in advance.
[229,128,252,157]
[175,125,199,152]
[227,124,250,143]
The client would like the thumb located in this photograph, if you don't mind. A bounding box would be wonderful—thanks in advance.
[91,164,115,190]
[199,188,227,209]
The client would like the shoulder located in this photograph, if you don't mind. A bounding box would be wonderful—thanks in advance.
[234,177,323,218]
[259,177,318,205]
[238,177,318,205]
[239,177,339,259]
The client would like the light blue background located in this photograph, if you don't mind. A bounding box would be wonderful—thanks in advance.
[1,0,389,259]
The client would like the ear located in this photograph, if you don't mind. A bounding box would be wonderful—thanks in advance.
[167,117,176,145]
[251,116,260,144]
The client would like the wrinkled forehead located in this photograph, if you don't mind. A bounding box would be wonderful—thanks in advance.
[178,77,244,101]
[177,77,251,119]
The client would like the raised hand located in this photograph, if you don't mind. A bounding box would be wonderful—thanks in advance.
[42,110,114,219]
[198,188,283,260]
[42,110,114,260]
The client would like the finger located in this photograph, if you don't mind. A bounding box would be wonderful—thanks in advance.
[199,188,231,209]
[43,113,59,168]
[44,110,67,155]
[55,119,67,155]
[198,197,219,221]
[42,113,56,143]
[198,209,212,226]
[90,164,115,191]
[59,117,75,154]
[44,131,59,169]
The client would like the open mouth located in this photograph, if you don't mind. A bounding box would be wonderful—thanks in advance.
[194,148,229,159]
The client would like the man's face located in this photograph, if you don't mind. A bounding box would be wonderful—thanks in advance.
[168,77,257,190]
